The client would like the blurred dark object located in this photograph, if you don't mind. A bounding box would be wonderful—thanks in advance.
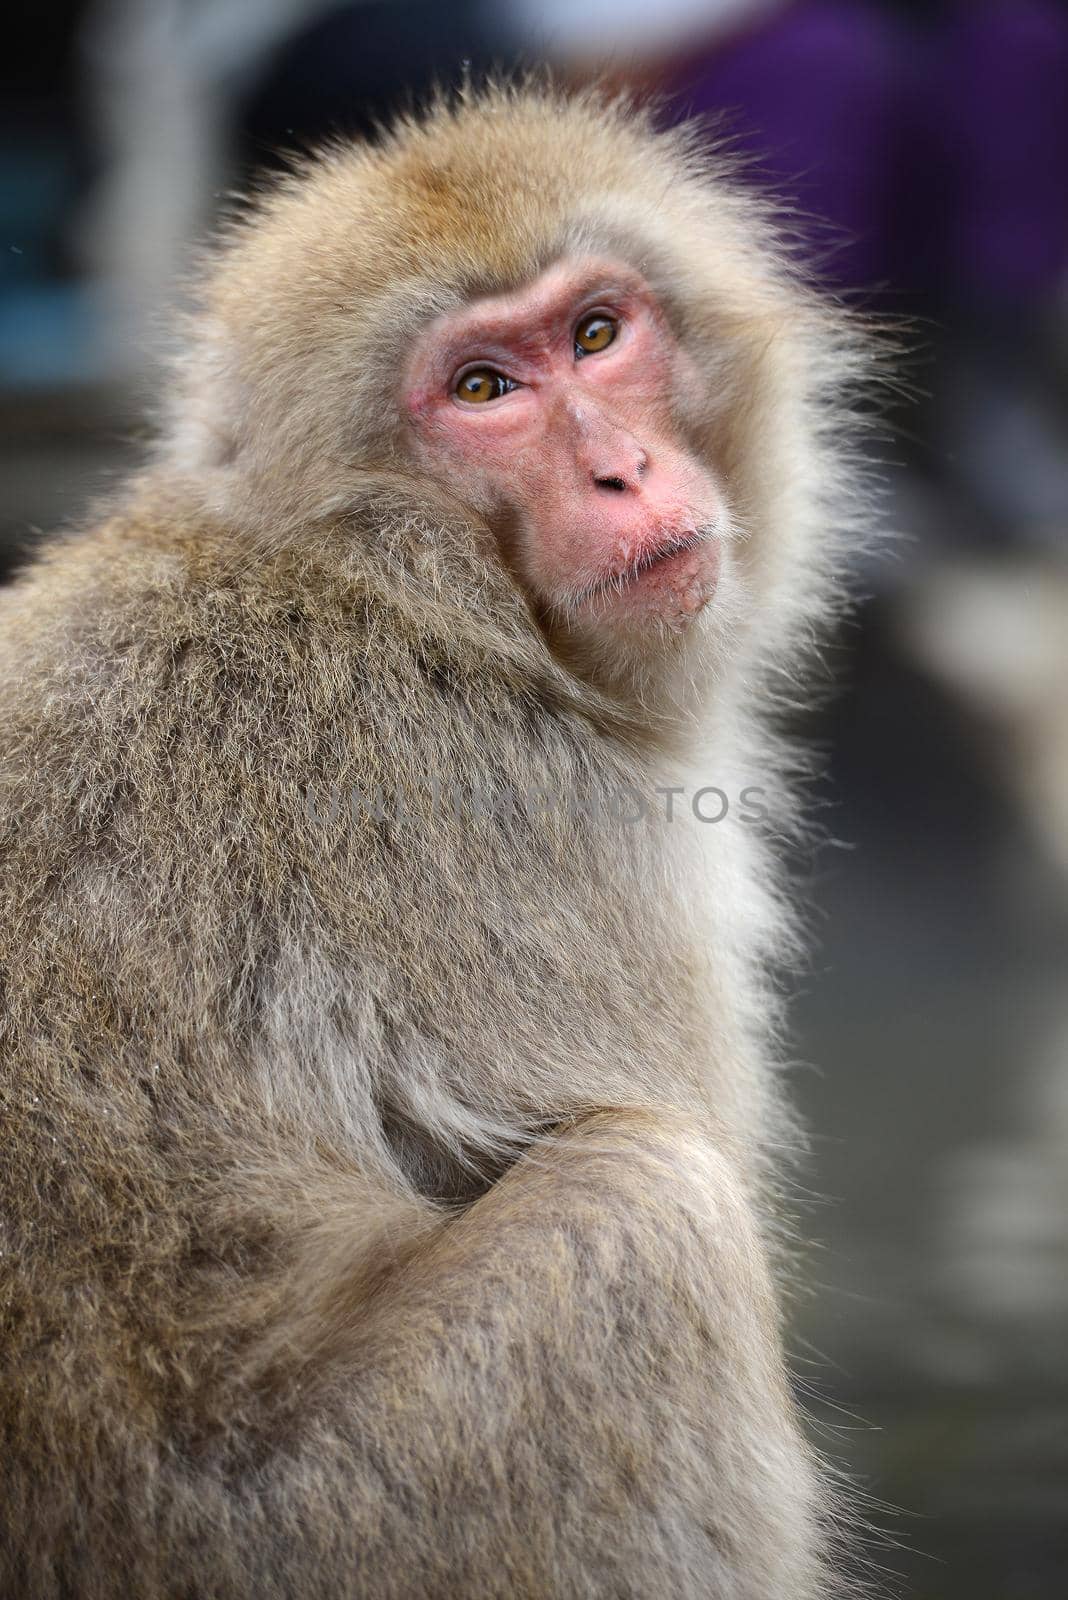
[237,0,513,170]
[0,1,98,388]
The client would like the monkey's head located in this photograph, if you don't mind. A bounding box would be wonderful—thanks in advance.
[167,86,864,710]
[403,253,722,634]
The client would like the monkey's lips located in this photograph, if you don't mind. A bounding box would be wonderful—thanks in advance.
[576,528,720,624]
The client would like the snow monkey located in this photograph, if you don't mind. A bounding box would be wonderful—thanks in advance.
[0,85,873,1599]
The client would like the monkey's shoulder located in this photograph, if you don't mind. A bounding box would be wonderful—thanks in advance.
[0,489,592,757]
[1,505,368,711]
[0,500,576,866]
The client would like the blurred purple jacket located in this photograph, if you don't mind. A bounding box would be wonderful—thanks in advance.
[670,0,1068,303]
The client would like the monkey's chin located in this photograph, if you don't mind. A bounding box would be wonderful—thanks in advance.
[576,534,720,631]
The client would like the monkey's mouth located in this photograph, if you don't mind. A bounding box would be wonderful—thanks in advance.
[573,526,720,618]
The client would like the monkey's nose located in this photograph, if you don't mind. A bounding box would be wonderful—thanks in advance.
[591,450,647,494]
[570,398,648,490]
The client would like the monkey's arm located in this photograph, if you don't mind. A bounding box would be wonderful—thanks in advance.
[179,1111,827,1600]
[4,1084,825,1600]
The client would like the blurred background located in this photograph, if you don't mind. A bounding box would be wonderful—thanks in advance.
[2,1,1066,1592]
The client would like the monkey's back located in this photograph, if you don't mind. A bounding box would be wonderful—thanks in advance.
[0,492,732,1588]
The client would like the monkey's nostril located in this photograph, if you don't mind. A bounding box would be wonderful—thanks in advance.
[594,475,627,493]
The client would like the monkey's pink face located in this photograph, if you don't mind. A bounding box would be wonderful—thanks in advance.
[404,261,722,628]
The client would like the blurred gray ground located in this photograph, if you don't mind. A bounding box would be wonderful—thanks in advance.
[2,395,1066,1600]
[793,630,1068,1597]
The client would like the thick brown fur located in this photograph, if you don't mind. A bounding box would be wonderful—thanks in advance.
[0,84,872,1597]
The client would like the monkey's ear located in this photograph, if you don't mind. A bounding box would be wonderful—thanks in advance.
[164,315,245,478]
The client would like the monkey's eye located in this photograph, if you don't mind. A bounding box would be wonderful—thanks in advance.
[454,369,515,404]
[574,314,617,357]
